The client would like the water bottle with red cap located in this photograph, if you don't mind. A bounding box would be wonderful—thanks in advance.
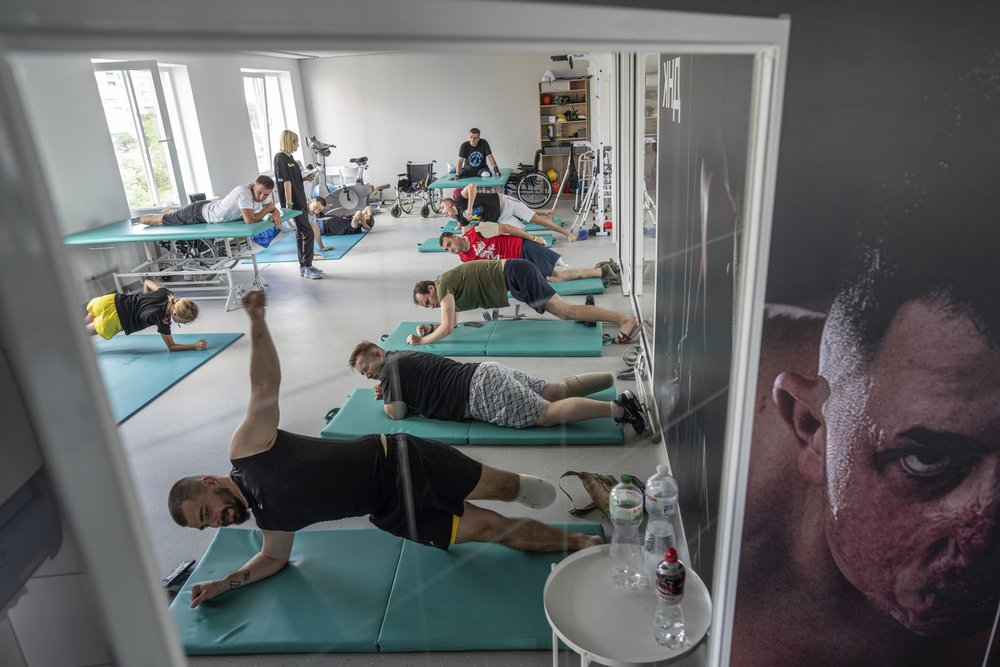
[653,547,686,648]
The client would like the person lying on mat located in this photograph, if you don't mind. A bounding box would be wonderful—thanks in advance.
[138,175,281,228]
[454,127,501,179]
[440,182,573,242]
[439,224,618,284]
[168,290,604,609]
[349,342,647,435]
[85,278,207,351]
[304,196,374,251]
[410,260,640,345]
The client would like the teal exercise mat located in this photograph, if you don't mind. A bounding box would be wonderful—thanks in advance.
[64,210,301,245]
[440,218,551,233]
[321,387,623,446]
[381,320,604,357]
[378,523,605,652]
[467,386,623,445]
[169,527,403,655]
[428,168,512,189]
[242,229,366,263]
[93,333,242,423]
[321,388,471,444]
[531,277,605,296]
[418,232,555,253]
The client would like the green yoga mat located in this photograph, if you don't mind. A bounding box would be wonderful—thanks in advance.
[321,387,623,446]
[242,229,367,263]
[93,333,242,423]
[427,168,512,189]
[537,277,605,296]
[381,320,604,357]
[64,210,301,245]
[440,219,551,233]
[418,232,555,253]
[378,523,604,652]
[169,528,403,655]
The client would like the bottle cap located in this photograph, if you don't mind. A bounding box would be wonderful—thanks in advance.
[656,464,669,475]
[665,547,678,563]
[620,474,632,483]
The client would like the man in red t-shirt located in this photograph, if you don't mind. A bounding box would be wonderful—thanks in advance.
[439,223,615,283]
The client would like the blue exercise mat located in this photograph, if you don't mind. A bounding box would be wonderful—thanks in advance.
[93,333,242,423]
[381,320,605,357]
[242,230,367,263]
[378,523,605,652]
[169,528,403,655]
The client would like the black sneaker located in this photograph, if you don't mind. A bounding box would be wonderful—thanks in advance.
[613,390,647,434]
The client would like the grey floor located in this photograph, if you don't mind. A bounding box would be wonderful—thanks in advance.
[117,199,671,666]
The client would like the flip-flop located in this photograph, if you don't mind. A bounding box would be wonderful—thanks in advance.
[612,321,641,344]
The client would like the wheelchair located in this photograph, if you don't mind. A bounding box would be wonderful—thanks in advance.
[503,149,553,209]
[391,160,441,218]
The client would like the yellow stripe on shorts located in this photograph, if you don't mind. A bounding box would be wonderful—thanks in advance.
[450,514,460,545]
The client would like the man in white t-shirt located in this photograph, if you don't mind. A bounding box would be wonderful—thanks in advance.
[138,175,281,227]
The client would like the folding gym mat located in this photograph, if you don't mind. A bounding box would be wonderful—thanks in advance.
[242,229,367,263]
[168,527,403,655]
[538,277,605,296]
[321,387,623,446]
[427,168,513,189]
[380,320,604,357]
[418,232,555,253]
[93,333,242,423]
[378,523,605,652]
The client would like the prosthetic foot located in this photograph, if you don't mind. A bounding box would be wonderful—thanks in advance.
[563,372,614,397]
[515,474,557,509]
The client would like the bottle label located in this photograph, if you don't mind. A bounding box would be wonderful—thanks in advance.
[609,490,643,524]
[645,481,677,515]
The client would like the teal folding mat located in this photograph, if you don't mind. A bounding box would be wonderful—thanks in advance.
[242,229,366,263]
[532,277,605,296]
[321,387,623,446]
[378,523,605,651]
[168,528,403,655]
[380,320,604,357]
[93,333,242,423]
[440,219,551,233]
[427,168,512,189]
[418,232,554,253]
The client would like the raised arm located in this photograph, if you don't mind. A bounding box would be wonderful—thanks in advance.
[229,290,280,458]
[190,530,294,608]
[408,293,457,345]
[143,278,162,293]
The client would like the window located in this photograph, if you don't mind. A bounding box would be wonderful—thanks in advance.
[93,61,187,209]
[242,71,291,173]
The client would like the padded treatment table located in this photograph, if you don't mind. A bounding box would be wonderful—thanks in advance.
[378,523,605,652]
[418,232,555,253]
[169,528,403,655]
[93,333,242,423]
[64,210,301,310]
[428,168,512,191]
[440,218,552,233]
[321,386,623,445]
[243,229,366,263]
[381,320,604,357]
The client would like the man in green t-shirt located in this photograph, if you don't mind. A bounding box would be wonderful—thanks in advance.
[408,259,639,346]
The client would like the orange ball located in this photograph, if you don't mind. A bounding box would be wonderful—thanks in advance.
[542,94,553,105]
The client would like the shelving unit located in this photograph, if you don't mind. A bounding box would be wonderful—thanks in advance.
[538,77,591,181]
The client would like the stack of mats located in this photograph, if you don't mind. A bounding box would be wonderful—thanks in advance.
[168,524,603,654]
[321,386,623,446]
[380,320,604,357]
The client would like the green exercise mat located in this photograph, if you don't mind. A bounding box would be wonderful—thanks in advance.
[321,387,624,446]
[419,232,555,253]
[378,523,605,651]
[64,210,301,245]
[540,277,605,296]
[428,168,512,189]
[242,229,366,263]
[440,219,551,233]
[168,528,403,655]
[93,333,242,423]
[381,320,604,357]
[321,388,471,444]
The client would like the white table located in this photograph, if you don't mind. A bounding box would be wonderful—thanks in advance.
[544,545,711,667]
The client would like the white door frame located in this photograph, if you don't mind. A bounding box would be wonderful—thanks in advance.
[0,3,789,665]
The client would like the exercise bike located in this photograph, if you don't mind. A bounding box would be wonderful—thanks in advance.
[306,136,388,215]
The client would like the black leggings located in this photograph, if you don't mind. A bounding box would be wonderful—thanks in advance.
[292,211,314,267]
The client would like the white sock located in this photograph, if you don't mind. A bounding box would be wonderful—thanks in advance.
[516,474,556,509]
[610,402,624,419]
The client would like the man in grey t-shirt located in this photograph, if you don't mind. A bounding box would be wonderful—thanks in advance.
[138,175,281,227]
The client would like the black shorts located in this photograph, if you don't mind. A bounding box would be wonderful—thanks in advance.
[503,258,556,314]
[162,200,210,226]
[319,216,362,236]
[519,239,561,277]
[369,434,483,550]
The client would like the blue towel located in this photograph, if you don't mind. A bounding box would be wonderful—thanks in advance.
[250,226,281,248]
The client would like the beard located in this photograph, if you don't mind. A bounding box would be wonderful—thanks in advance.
[215,487,251,526]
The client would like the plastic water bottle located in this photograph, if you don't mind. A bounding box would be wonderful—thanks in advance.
[643,464,678,588]
[609,474,646,590]
[653,547,686,648]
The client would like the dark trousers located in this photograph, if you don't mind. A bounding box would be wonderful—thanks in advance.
[292,211,314,267]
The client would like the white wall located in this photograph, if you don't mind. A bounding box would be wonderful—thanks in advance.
[299,53,576,185]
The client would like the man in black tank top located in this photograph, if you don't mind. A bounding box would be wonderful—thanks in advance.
[166,290,602,609]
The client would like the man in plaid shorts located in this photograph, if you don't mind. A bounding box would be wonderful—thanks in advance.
[349,342,647,434]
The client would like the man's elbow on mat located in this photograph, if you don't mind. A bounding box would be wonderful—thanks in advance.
[384,402,407,420]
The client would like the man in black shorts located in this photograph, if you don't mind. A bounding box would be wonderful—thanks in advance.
[349,341,647,434]
[455,127,501,179]
[408,259,641,345]
[167,290,602,609]
[307,196,374,236]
